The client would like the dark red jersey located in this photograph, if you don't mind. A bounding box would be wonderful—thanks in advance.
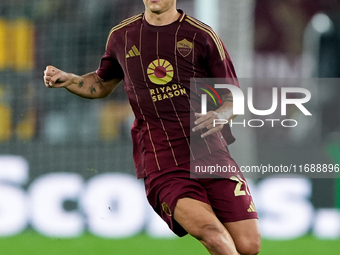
[96,10,239,178]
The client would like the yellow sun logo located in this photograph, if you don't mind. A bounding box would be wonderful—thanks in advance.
[147,59,174,85]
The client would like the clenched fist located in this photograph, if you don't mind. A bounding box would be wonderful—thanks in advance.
[43,65,70,88]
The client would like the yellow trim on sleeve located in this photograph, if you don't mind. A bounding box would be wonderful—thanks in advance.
[105,13,143,50]
[185,16,226,61]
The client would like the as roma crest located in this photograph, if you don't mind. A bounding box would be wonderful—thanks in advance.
[177,39,193,57]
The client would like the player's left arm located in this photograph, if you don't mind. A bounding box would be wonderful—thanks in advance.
[192,33,238,138]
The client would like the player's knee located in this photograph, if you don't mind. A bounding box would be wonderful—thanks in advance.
[190,222,220,240]
[192,223,231,250]
[237,236,261,255]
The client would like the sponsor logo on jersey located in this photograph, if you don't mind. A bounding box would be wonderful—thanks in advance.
[150,84,187,102]
[177,39,193,57]
[147,59,174,85]
[126,45,140,58]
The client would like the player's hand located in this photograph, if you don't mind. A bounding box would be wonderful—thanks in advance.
[192,111,224,138]
[43,65,69,88]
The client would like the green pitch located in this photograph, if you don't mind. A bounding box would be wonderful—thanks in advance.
[1,231,340,255]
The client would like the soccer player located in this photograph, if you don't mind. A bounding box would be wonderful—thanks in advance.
[43,0,261,254]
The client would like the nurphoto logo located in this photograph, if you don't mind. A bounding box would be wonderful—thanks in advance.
[200,84,312,128]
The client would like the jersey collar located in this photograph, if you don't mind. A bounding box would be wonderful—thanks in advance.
[142,9,186,31]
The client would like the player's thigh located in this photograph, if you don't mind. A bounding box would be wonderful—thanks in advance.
[223,219,261,255]
[173,197,228,239]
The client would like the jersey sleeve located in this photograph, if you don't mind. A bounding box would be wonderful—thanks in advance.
[96,31,124,80]
[204,34,239,145]
[205,35,239,91]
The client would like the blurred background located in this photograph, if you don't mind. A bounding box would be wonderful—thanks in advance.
[0,0,340,254]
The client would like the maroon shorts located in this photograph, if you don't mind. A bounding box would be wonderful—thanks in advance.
[144,150,258,237]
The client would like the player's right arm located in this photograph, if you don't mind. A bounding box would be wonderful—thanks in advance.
[43,65,122,99]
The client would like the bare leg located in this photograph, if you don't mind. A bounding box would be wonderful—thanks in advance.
[223,219,261,255]
[174,197,239,255]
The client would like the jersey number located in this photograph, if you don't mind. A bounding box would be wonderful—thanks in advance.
[230,175,250,197]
